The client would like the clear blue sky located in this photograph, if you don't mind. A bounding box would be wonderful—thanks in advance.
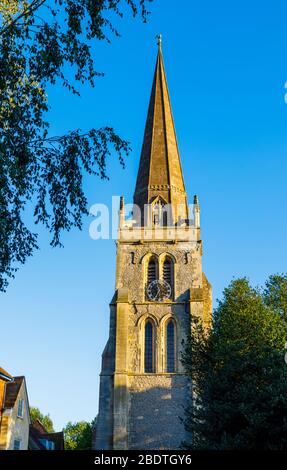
[1,0,287,430]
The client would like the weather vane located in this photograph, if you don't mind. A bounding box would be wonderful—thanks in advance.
[156,33,162,48]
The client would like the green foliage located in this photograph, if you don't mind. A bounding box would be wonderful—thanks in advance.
[64,419,95,450]
[182,277,287,450]
[0,0,152,291]
[264,273,287,321]
[30,406,54,433]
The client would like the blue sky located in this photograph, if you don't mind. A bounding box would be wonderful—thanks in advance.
[1,0,287,430]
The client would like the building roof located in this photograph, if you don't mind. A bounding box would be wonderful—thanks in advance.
[31,419,47,434]
[28,425,47,450]
[29,419,65,450]
[133,41,188,222]
[0,367,13,381]
[4,376,24,408]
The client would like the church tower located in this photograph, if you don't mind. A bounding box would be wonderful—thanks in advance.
[95,38,212,450]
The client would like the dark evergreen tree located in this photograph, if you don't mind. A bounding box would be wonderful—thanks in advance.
[264,274,287,321]
[182,278,287,449]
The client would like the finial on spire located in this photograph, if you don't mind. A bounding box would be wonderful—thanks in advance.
[156,33,162,49]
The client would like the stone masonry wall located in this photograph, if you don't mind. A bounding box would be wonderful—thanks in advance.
[128,374,189,450]
[95,234,212,449]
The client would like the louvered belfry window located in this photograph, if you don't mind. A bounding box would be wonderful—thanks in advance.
[147,258,157,284]
[144,321,154,373]
[166,320,175,372]
[146,257,158,300]
[163,257,173,298]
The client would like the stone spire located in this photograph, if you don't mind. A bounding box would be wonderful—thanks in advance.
[133,37,189,225]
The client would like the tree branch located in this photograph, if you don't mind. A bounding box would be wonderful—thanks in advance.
[0,0,47,36]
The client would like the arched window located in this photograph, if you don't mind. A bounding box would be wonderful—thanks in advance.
[147,258,157,285]
[146,257,158,300]
[151,197,169,226]
[162,257,173,299]
[144,321,154,373]
[153,203,160,226]
[166,320,175,372]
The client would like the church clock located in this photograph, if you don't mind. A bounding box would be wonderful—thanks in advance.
[146,279,172,302]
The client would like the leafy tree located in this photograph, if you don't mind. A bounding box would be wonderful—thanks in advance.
[263,273,287,321]
[30,406,54,433]
[0,0,151,291]
[182,278,287,450]
[64,419,95,450]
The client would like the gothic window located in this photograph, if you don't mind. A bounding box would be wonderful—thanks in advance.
[153,203,161,226]
[153,207,160,226]
[162,257,173,299]
[147,257,157,284]
[151,197,169,227]
[144,321,154,373]
[166,320,176,372]
[146,257,158,300]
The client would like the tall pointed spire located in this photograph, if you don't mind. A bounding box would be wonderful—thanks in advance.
[133,36,188,225]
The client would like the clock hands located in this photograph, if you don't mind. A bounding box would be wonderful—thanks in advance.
[147,280,172,301]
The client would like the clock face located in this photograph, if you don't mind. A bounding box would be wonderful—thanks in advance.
[147,280,172,302]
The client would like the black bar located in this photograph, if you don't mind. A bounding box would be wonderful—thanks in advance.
[0,450,287,468]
